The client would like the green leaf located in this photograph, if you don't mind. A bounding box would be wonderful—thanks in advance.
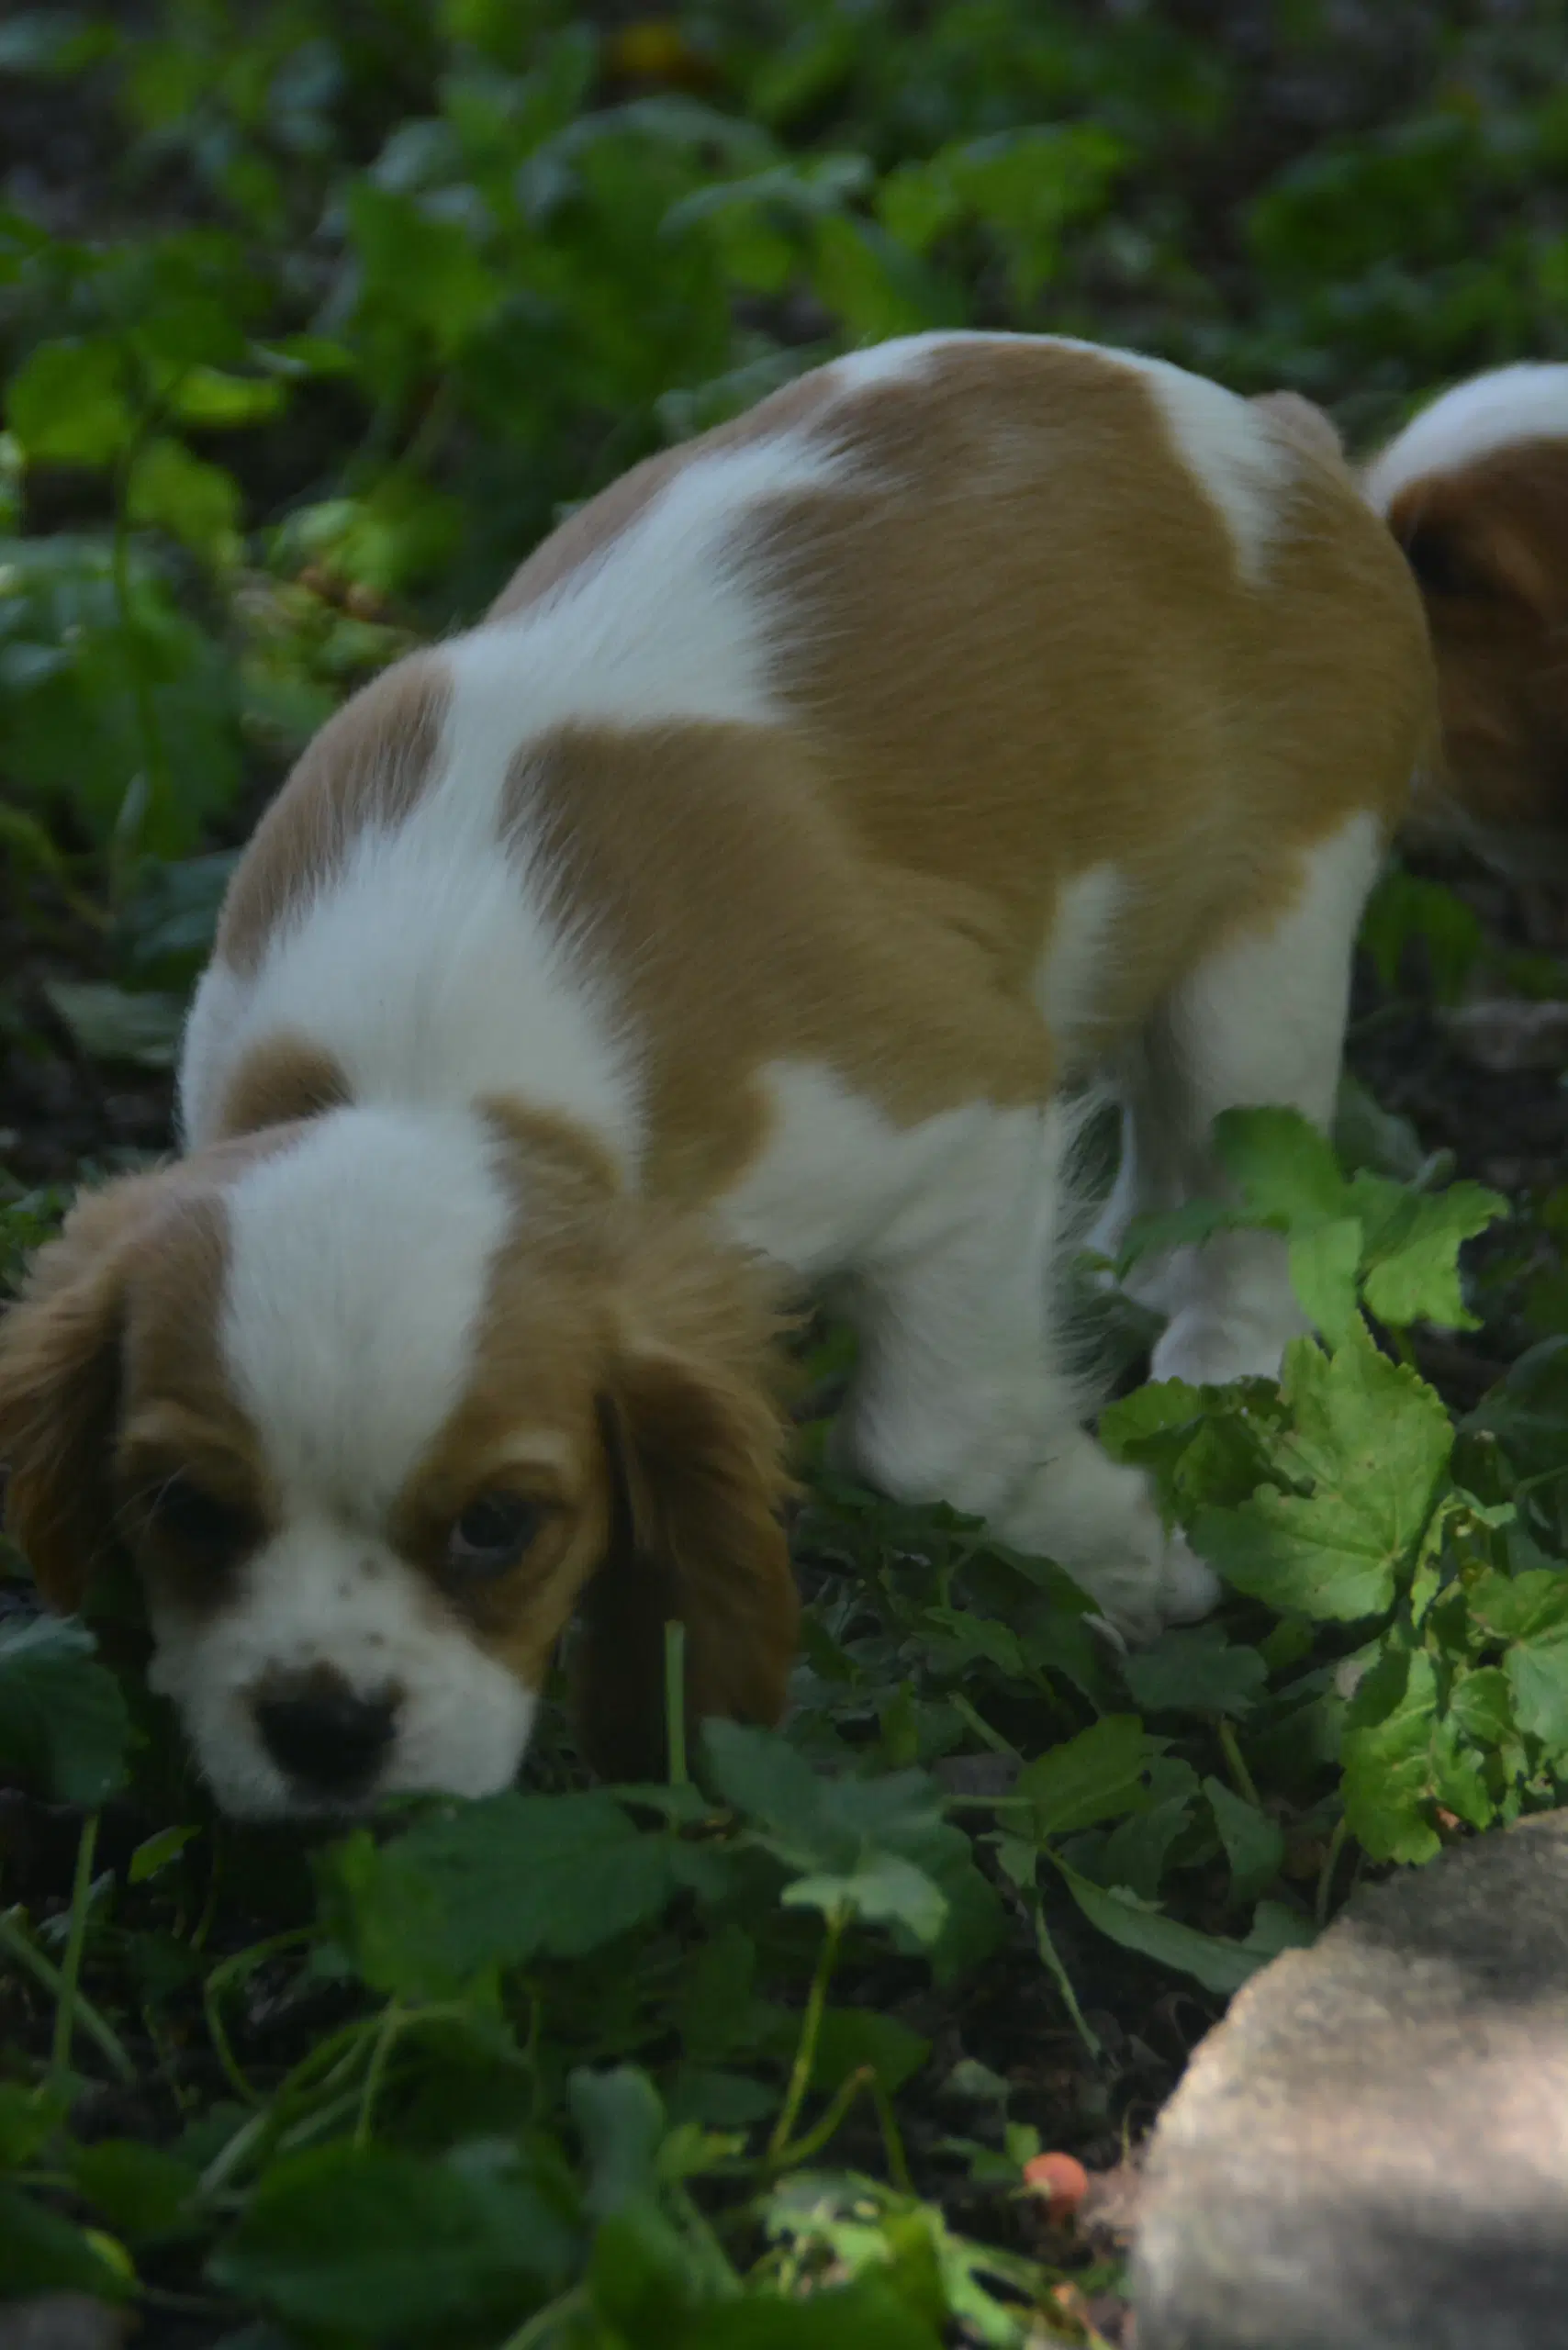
[571,2068,665,2220]
[72,2142,198,2244]
[1213,1104,1349,1225]
[1015,1716,1153,1840]
[166,364,287,427]
[1360,867,1483,1003]
[317,1792,701,1998]
[1467,1567,1568,1644]
[127,437,241,561]
[0,2083,69,2171]
[129,1823,199,1884]
[1447,1665,1516,1747]
[1355,1176,1507,1332]
[1287,1216,1364,1348]
[1193,1325,1451,1622]
[1204,1778,1285,1907]
[0,2185,133,2299]
[812,2009,930,2096]
[1506,1633,1568,1749]
[1055,1864,1263,1995]
[347,184,505,356]
[688,2279,945,2347]
[42,980,185,1069]
[1121,1625,1269,1718]
[209,2143,579,2335]
[704,1723,969,1950]
[0,1615,131,1804]
[6,338,134,464]
[1340,1650,1442,1863]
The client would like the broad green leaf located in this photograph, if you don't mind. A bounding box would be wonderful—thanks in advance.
[0,1615,131,1804]
[72,2142,198,2244]
[127,437,241,562]
[1193,1326,1451,1621]
[1506,1633,1568,1749]
[317,1792,702,1998]
[571,2067,664,2220]
[347,184,505,355]
[1015,1715,1153,1840]
[687,2279,945,2347]
[812,2009,930,2096]
[42,979,185,1069]
[0,2186,133,2299]
[1213,1104,1349,1225]
[1287,1215,1363,1348]
[1355,1176,1506,1332]
[166,364,287,427]
[1359,867,1483,1003]
[209,2143,579,2334]
[1468,1567,1568,1644]
[1340,1650,1442,1863]
[6,338,133,464]
[1447,1665,1516,1747]
[0,2083,69,2170]
[1055,1864,1262,1995]
[1204,1778,1285,1907]
[1121,1625,1269,1717]
[704,1722,969,1950]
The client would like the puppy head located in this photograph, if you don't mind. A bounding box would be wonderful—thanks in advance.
[0,1103,797,1816]
[1365,366,1568,859]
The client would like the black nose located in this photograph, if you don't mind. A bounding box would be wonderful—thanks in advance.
[252,1672,398,1796]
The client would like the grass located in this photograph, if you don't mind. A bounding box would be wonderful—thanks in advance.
[3,4,1568,2344]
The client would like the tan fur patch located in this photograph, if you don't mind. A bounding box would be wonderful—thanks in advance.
[487,339,1434,1199]
[1383,440,1568,845]
[217,654,450,975]
[213,1033,351,1141]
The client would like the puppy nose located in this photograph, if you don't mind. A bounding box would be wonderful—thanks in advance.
[252,1671,398,1796]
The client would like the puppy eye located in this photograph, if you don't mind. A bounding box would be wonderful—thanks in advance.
[146,1476,253,1567]
[445,1493,544,1579]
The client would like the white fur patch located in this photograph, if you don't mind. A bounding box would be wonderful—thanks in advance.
[143,1104,543,1816]
[147,1528,536,1820]
[1364,364,1568,511]
[222,1103,510,1509]
[1033,863,1127,1058]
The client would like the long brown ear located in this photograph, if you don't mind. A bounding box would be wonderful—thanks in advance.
[0,1173,162,1611]
[573,1217,800,1783]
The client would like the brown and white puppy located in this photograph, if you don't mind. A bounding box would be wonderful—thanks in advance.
[1362,363,1568,867]
[0,332,1435,1817]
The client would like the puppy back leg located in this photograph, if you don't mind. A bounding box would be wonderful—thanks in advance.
[1134,809,1385,1389]
[835,1095,1217,1643]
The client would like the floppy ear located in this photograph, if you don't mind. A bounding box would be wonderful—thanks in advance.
[573,1217,800,1784]
[0,1173,160,1612]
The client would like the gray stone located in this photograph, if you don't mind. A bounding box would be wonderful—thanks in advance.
[0,2300,129,2350]
[1131,1811,1568,2350]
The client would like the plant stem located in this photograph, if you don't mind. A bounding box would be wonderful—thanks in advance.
[1217,1718,1261,1809]
[0,1908,135,2085]
[496,2283,589,2350]
[767,2064,870,2173]
[949,1694,1020,1758]
[871,2076,913,2192]
[353,1999,403,2148]
[665,1618,689,1786]
[767,1905,846,2159]
[51,1812,102,2085]
[1316,1813,1350,1930]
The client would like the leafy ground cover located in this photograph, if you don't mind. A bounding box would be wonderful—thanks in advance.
[3,4,1568,2343]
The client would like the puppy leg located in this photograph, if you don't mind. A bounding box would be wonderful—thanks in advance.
[1137,811,1384,1389]
[836,1098,1218,1642]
